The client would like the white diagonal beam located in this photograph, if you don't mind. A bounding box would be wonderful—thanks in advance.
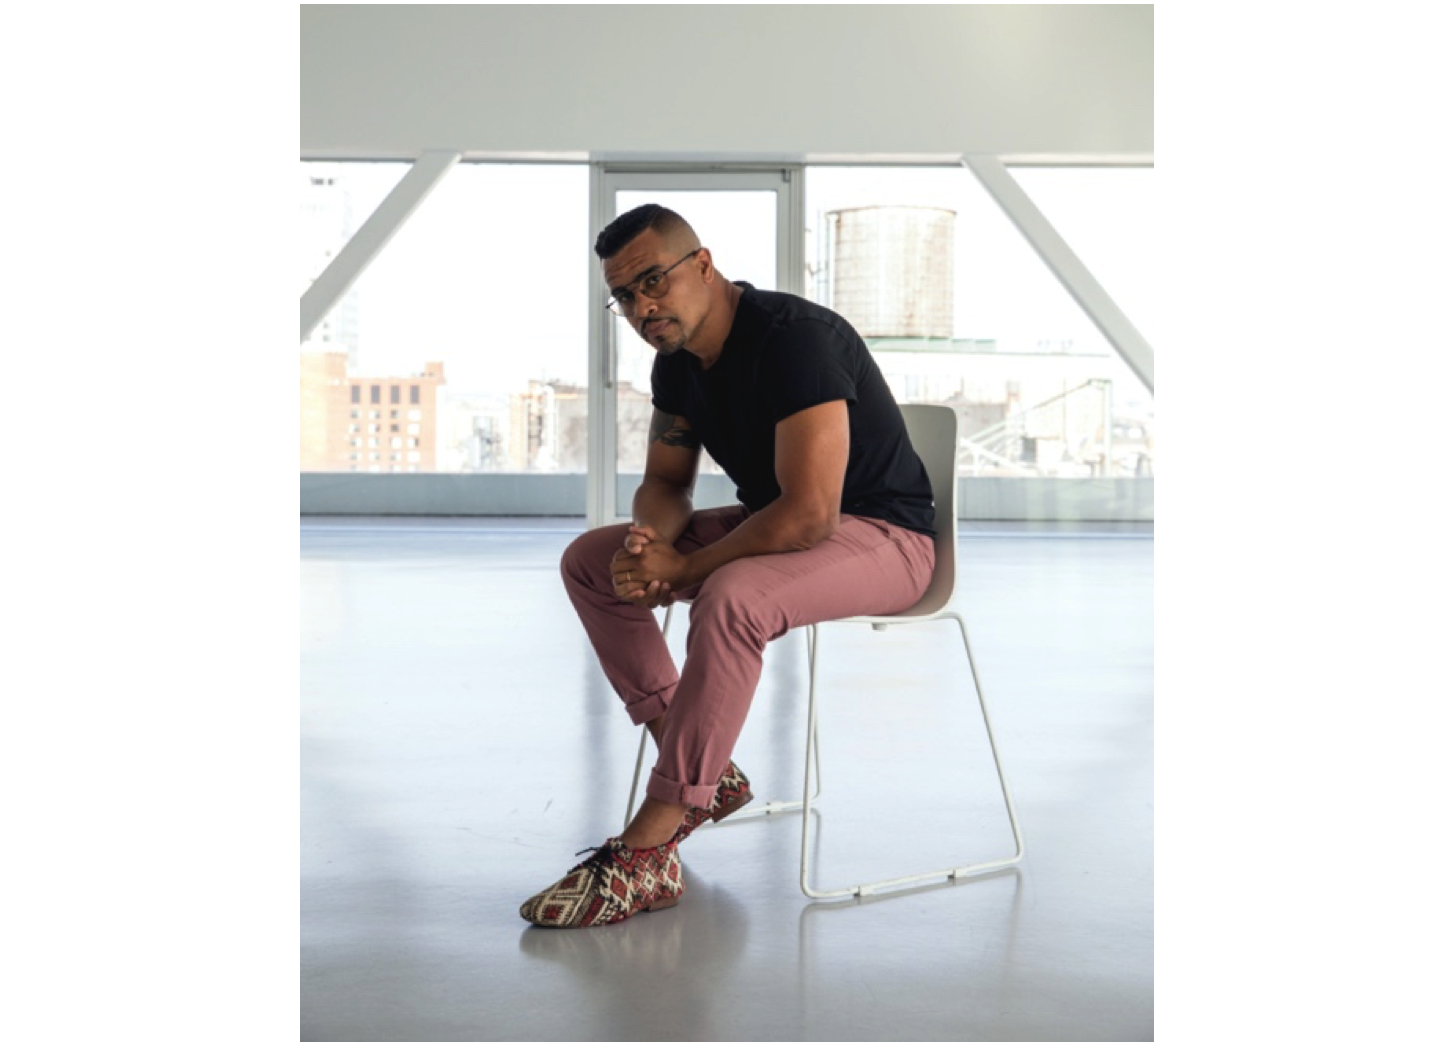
[300,150,461,342]
[961,154,1154,392]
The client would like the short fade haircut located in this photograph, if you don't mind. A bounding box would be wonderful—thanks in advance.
[594,203,697,260]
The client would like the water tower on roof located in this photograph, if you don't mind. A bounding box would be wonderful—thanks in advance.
[824,206,955,339]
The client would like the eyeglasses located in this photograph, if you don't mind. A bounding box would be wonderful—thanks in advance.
[605,249,702,316]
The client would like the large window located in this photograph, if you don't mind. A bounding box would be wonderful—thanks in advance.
[300,161,589,475]
[804,165,1154,481]
[301,160,1154,519]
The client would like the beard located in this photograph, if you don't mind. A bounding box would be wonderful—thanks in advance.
[641,316,688,354]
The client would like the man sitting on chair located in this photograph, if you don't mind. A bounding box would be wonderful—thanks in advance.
[520,204,938,928]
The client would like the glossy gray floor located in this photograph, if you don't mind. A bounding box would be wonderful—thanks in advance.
[301,517,1153,1041]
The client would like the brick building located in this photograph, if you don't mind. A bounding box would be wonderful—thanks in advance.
[300,349,446,472]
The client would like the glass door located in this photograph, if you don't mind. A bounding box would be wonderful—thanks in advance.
[587,168,803,525]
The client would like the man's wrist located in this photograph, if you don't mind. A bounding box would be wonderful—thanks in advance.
[678,548,711,590]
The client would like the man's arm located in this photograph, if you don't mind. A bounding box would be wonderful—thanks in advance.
[632,409,701,545]
[619,399,850,593]
[611,410,701,606]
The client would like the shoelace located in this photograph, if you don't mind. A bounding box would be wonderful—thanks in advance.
[574,839,670,876]
[573,842,616,875]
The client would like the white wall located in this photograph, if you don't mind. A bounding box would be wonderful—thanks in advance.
[301,5,1152,161]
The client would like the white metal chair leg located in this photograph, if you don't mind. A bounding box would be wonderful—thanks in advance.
[623,723,652,831]
[954,612,1025,869]
[735,624,821,818]
[798,614,1023,900]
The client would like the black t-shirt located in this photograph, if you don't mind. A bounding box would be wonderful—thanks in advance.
[650,284,936,537]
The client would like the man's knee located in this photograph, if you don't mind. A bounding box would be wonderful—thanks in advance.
[561,524,629,587]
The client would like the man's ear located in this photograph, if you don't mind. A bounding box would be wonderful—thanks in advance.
[693,246,714,284]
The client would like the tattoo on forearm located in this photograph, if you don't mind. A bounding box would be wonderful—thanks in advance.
[650,410,702,449]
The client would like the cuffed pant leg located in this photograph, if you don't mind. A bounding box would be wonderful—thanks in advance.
[646,516,935,808]
[560,523,680,724]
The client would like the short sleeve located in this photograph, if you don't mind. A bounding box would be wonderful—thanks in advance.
[650,354,686,416]
[765,319,859,423]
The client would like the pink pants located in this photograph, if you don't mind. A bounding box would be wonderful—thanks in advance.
[560,506,936,808]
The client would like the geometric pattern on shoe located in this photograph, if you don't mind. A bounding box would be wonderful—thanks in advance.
[677,759,754,842]
[519,836,684,928]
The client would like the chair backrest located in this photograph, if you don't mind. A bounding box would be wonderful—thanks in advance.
[892,403,959,620]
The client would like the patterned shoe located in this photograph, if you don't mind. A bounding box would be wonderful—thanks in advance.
[677,760,754,841]
[520,836,684,928]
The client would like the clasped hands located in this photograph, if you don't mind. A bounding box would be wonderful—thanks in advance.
[611,525,688,608]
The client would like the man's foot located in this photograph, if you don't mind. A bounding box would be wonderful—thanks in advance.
[678,760,754,842]
[519,837,683,928]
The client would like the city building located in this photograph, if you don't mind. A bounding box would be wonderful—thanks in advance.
[864,338,1139,477]
[300,352,446,472]
[504,379,653,473]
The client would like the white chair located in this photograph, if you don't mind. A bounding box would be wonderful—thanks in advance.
[625,403,1024,898]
